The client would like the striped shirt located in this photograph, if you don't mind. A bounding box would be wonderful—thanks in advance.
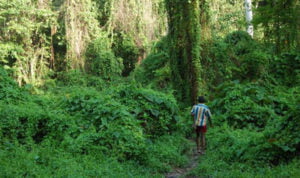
[191,104,212,126]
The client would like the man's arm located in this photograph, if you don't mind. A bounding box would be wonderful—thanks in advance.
[192,114,196,128]
[207,110,213,127]
[191,106,195,128]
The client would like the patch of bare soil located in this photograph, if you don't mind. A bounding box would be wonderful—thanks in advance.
[165,144,200,178]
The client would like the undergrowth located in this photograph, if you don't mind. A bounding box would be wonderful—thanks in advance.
[0,68,192,177]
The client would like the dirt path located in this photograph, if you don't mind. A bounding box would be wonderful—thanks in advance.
[165,142,200,178]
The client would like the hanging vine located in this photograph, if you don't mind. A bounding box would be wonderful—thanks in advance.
[64,0,100,70]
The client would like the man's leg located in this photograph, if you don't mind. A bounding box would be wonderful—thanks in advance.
[196,131,201,152]
[200,133,206,154]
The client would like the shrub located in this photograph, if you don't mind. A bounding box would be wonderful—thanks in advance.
[55,70,106,90]
[201,31,270,89]
[85,34,123,80]
[56,70,88,86]
[225,31,270,80]
[61,88,146,160]
[211,81,275,129]
[209,82,300,165]
[0,67,27,102]
[112,32,140,76]
[256,87,300,164]
[134,37,171,89]
[106,84,180,137]
[270,51,300,86]
[0,146,161,177]
[59,84,182,160]
[0,102,74,145]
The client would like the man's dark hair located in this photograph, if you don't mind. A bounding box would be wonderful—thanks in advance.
[198,96,206,103]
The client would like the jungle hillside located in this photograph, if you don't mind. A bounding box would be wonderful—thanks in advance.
[0,0,299,177]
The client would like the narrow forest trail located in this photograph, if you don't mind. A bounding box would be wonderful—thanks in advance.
[165,140,200,178]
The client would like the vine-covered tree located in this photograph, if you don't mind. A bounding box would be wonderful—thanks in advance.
[165,0,202,104]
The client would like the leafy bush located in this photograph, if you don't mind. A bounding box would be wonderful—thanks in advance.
[112,32,140,76]
[241,49,270,79]
[201,31,270,89]
[134,37,171,89]
[256,87,300,164]
[0,102,74,145]
[270,51,300,86]
[211,81,275,129]
[224,31,270,80]
[175,107,196,138]
[56,70,88,86]
[0,43,23,67]
[56,84,181,161]
[0,79,191,177]
[55,70,106,90]
[85,34,123,80]
[190,147,300,178]
[106,84,180,137]
[0,82,187,172]
[187,109,300,177]
[0,67,28,102]
[208,80,300,166]
[60,88,146,160]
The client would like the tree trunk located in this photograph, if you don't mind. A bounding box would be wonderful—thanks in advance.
[199,0,210,41]
[245,0,253,37]
[166,0,202,105]
[50,25,57,69]
[296,2,300,51]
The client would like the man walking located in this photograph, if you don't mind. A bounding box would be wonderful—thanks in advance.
[191,96,213,154]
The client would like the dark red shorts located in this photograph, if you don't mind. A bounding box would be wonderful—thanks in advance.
[195,126,207,133]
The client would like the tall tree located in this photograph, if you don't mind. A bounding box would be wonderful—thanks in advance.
[254,0,299,53]
[165,0,202,105]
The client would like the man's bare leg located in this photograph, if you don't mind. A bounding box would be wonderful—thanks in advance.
[200,133,206,154]
[196,132,201,153]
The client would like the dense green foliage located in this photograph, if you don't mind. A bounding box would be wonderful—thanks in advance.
[0,0,55,85]
[85,34,123,79]
[184,45,299,178]
[0,0,299,177]
[188,127,300,178]
[0,67,26,102]
[112,33,140,76]
[200,31,270,89]
[134,37,171,90]
[212,82,300,158]
[135,2,299,174]
[253,0,299,53]
[0,72,191,176]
